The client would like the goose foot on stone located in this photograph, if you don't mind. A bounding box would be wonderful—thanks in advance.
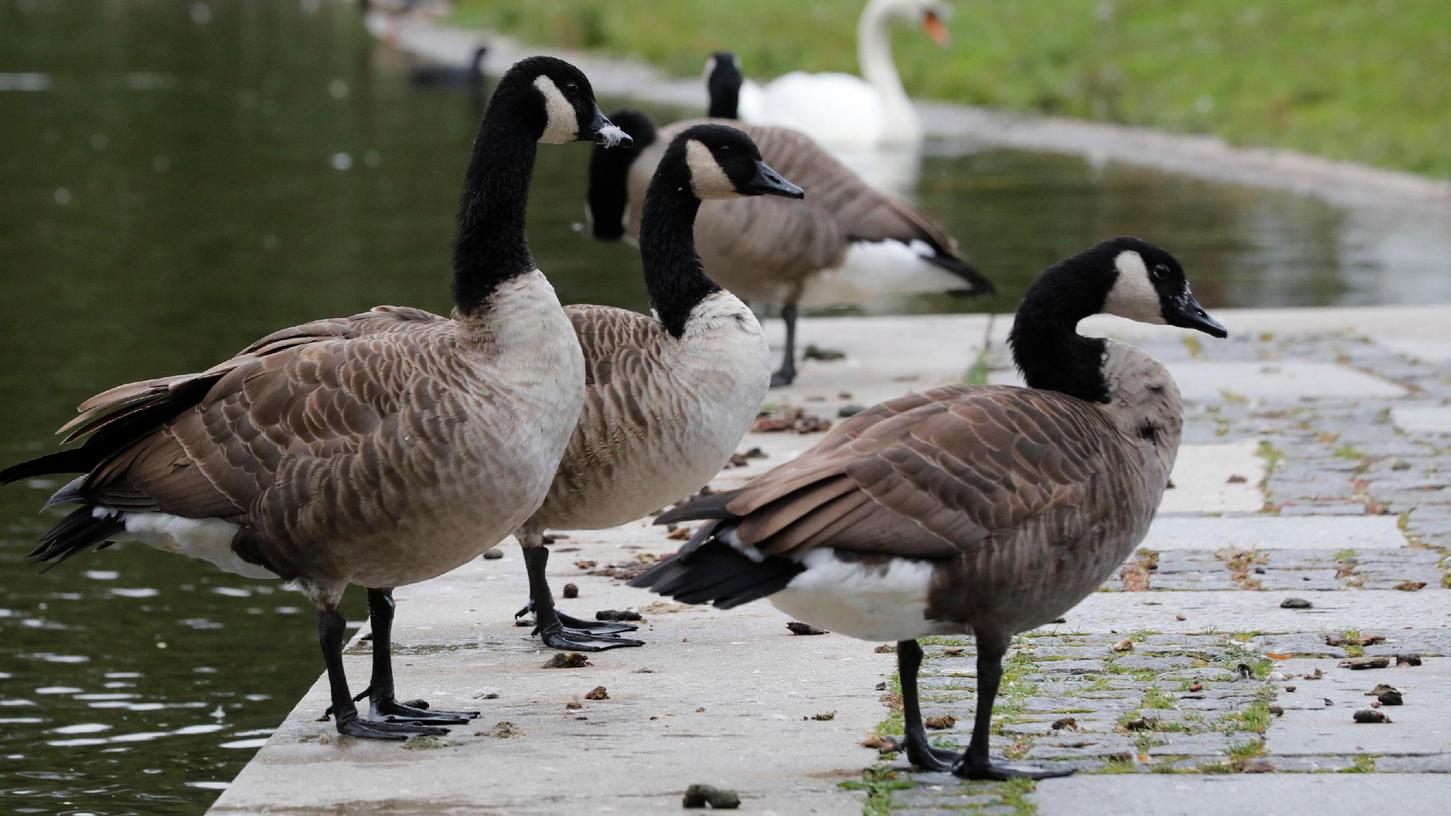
[514,601,638,636]
[538,621,645,652]
[334,711,450,742]
[370,693,480,725]
[951,758,1075,781]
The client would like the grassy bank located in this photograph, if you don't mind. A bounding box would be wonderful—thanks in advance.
[453,0,1451,178]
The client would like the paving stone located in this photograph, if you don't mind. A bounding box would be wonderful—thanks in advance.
[1142,516,1407,551]
[1057,590,1451,634]
[1393,405,1451,435]
[1034,775,1451,816]
[1265,658,1451,756]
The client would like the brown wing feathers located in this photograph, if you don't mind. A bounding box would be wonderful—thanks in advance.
[656,385,1137,563]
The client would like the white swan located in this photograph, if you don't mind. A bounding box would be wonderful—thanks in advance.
[738,0,950,148]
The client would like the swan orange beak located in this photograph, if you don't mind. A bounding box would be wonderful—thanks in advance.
[923,10,950,47]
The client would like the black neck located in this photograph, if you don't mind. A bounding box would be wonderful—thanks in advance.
[639,161,720,338]
[707,81,739,118]
[451,91,540,314]
[1007,266,1110,403]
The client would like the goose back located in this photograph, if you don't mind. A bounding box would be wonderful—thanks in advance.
[623,119,974,304]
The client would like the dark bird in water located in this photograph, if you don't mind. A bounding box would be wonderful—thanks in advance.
[411,45,489,90]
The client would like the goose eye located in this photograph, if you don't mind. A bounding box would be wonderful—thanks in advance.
[563,80,578,93]
[1151,264,1169,280]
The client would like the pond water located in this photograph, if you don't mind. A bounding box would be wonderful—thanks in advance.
[1,1,1448,814]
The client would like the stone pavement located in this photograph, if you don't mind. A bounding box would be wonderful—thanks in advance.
[209,306,1451,815]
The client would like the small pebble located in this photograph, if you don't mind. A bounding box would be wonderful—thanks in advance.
[1111,637,1134,652]
[543,652,591,669]
[1396,654,1423,667]
[786,621,828,636]
[1353,709,1391,724]
[561,583,579,599]
[1339,656,1390,670]
[1377,690,1404,706]
[1268,705,1284,717]
[595,609,643,622]
[1188,683,1203,693]
[838,404,865,418]
[584,686,609,701]
[923,715,955,729]
[482,548,504,560]
[1280,597,1312,609]
[683,783,740,810]
[1050,717,1078,731]
[1241,758,1275,773]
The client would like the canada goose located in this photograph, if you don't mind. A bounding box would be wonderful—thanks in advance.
[1,56,630,741]
[512,124,803,651]
[587,109,992,387]
[411,45,489,90]
[631,237,1227,779]
[731,0,950,148]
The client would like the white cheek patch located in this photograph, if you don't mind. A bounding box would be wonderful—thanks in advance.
[685,139,737,198]
[1104,250,1166,324]
[532,75,578,144]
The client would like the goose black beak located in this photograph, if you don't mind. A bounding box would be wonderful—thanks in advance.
[1167,292,1228,338]
[744,160,805,199]
[589,108,632,149]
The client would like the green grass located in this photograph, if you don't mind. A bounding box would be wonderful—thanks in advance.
[453,0,1451,177]
[840,766,915,815]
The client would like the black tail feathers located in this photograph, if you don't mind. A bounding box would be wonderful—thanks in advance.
[28,506,123,572]
[629,520,803,610]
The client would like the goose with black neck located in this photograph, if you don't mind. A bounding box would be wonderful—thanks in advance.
[631,237,1226,779]
[509,124,803,651]
[0,56,629,742]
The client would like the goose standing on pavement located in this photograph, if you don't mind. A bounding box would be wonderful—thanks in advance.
[1,57,631,741]
[510,124,802,651]
[587,110,992,387]
[632,237,1228,779]
[733,0,950,148]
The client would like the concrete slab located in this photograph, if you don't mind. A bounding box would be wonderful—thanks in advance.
[1142,516,1407,552]
[1031,775,1451,816]
[1266,658,1451,756]
[992,361,1406,402]
[207,541,883,814]
[1393,405,1451,435]
[1160,442,1264,513]
[1057,590,1451,635]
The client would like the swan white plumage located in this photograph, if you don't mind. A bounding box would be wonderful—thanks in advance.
[737,0,949,148]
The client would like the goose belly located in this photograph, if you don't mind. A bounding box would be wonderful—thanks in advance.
[100,508,279,580]
[798,240,972,307]
[535,294,769,532]
[769,550,962,642]
[349,271,585,587]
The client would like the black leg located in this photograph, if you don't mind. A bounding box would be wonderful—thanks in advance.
[898,640,959,771]
[520,545,643,652]
[317,606,449,741]
[770,303,799,387]
[360,588,479,724]
[951,634,1074,780]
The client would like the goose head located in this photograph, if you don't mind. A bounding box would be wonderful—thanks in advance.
[586,109,657,240]
[667,124,805,201]
[1091,237,1227,337]
[704,51,744,118]
[499,56,631,147]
